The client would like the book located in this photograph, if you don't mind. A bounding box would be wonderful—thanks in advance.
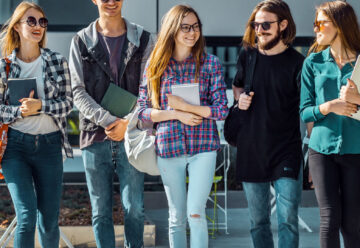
[7,78,38,106]
[171,83,200,106]
[100,83,137,118]
[350,55,360,121]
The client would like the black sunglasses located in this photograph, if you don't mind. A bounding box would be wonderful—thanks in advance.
[251,21,279,31]
[101,0,121,3]
[180,23,201,33]
[20,16,48,28]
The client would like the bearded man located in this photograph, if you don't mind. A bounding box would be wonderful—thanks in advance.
[232,1,304,247]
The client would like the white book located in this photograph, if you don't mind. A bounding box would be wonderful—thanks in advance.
[171,83,200,106]
[349,55,360,121]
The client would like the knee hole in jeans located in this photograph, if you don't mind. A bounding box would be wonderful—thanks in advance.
[190,214,200,218]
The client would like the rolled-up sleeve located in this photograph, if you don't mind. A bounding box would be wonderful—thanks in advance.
[300,58,326,123]
[137,62,153,122]
[207,57,228,120]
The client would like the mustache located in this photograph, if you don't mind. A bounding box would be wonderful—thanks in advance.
[257,32,272,37]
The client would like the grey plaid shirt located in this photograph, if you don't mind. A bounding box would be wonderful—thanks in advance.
[0,48,73,158]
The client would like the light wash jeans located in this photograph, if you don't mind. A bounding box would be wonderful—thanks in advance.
[242,169,302,248]
[82,140,145,248]
[1,129,63,248]
[157,151,217,248]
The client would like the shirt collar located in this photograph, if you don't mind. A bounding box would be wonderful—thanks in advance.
[324,47,335,62]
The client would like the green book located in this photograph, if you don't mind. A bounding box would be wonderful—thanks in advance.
[100,83,137,118]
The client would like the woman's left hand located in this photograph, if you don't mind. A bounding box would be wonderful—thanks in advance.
[166,94,189,111]
[19,90,42,117]
[340,79,360,105]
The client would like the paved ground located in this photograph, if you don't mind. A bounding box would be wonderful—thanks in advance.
[146,207,345,248]
[0,207,344,247]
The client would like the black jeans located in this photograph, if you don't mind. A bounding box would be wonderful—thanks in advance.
[309,149,360,248]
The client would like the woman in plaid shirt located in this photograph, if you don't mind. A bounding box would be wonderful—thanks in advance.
[138,5,228,248]
[0,2,73,248]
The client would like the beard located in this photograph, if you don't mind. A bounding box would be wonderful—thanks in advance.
[257,28,282,50]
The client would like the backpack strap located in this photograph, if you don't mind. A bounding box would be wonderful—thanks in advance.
[243,47,257,95]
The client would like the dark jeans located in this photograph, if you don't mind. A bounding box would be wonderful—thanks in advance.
[82,140,145,248]
[309,148,360,248]
[1,128,63,248]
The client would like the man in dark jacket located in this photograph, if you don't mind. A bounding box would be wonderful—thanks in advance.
[69,0,153,247]
[233,1,304,247]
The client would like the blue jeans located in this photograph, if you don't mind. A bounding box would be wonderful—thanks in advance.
[1,128,63,248]
[157,151,217,248]
[242,169,302,248]
[82,140,145,248]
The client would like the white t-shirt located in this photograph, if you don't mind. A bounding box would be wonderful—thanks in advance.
[10,56,59,134]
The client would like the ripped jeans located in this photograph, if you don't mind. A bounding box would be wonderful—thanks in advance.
[157,151,217,248]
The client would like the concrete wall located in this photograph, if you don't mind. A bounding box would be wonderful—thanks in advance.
[1,0,360,58]
[1,0,359,35]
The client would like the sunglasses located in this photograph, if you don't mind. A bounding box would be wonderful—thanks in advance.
[180,23,201,33]
[313,20,332,31]
[20,16,48,28]
[251,21,279,31]
[101,0,121,3]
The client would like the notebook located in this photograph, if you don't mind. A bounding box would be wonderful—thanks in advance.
[7,78,38,106]
[350,55,360,121]
[100,83,137,118]
[171,83,200,106]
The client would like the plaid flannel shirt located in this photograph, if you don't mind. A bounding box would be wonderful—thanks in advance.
[0,48,73,158]
[138,53,228,158]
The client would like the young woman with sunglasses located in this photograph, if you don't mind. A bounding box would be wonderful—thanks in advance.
[0,2,73,248]
[300,1,360,247]
[137,5,228,248]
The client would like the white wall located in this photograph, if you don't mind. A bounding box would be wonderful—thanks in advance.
[7,0,360,59]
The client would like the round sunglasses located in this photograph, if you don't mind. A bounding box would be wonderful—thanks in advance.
[251,21,279,31]
[313,20,332,31]
[20,16,48,28]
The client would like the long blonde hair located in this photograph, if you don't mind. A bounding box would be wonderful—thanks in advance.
[0,1,47,57]
[147,5,205,109]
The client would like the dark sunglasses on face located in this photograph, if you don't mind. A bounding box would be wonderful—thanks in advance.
[180,23,201,33]
[101,0,121,3]
[313,20,332,31]
[251,21,279,31]
[20,16,48,28]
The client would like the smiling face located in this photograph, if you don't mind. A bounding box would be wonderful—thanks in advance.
[174,12,201,50]
[314,11,337,46]
[93,0,123,18]
[254,10,288,50]
[14,8,46,45]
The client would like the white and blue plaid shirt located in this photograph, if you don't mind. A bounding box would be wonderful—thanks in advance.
[0,48,73,158]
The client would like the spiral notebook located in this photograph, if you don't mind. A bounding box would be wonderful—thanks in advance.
[171,83,200,106]
[350,55,360,121]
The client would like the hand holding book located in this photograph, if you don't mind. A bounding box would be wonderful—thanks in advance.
[19,90,42,117]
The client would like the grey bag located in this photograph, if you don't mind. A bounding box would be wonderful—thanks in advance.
[124,107,160,176]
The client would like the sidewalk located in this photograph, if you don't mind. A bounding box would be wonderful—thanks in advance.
[146,207,344,248]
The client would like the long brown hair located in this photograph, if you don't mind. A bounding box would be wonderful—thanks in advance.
[146,5,205,109]
[243,0,296,48]
[308,1,360,55]
[0,1,47,57]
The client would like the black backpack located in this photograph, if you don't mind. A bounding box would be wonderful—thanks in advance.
[224,47,257,146]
